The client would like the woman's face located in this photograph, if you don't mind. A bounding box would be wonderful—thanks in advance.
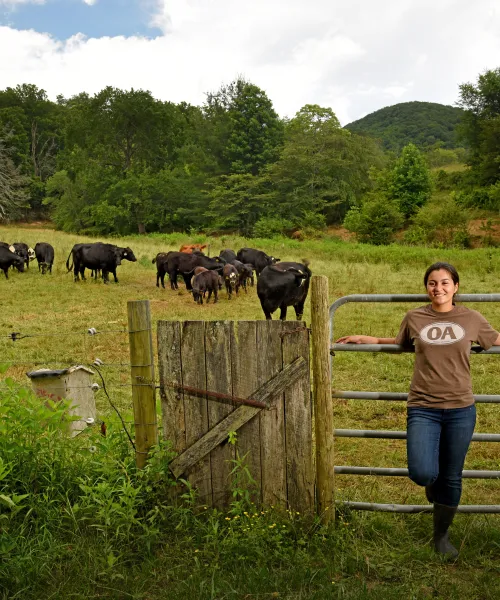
[426,269,459,311]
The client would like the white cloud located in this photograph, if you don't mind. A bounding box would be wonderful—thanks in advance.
[82,0,97,5]
[1,0,500,124]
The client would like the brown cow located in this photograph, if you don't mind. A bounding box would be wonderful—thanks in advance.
[179,243,207,254]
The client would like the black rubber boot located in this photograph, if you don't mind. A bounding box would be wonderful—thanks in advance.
[433,503,459,558]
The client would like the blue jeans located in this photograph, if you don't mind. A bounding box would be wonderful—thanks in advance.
[407,405,476,507]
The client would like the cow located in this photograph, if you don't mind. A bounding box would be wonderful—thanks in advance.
[12,243,35,269]
[152,252,173,289]
[161,252,225,291]
[236,248,280,277]
[222,263,240,299]
[179,243,207,254]
[231,260,254,293]
[34,242,55,274]
[191,270,219,305]
[66,243,137,283]
[0,246,25,279]
[257,261,311,321]
[219,249,237,263]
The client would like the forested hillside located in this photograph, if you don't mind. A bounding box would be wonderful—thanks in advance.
[345,101,464,151]
[1,69,500,245]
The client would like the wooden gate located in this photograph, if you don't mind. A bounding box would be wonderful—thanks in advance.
[157,320,315,512]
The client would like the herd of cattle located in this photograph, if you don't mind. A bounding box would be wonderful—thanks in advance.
[0,239,312,320]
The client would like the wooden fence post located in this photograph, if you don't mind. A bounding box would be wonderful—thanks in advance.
[128,300,157,469]
[311,276,335,522]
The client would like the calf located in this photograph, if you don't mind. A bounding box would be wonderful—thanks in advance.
[257,261,311,321]
[0,246,25,279]
[191,270,219,305]
[153,252,172,288]
[34,242,55,274]
[232,260,254,292]
[236,248,280,277]
[12,243,34,269]
[223,263,240,299]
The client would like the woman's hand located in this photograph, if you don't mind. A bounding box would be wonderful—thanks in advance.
[335,335,379,344]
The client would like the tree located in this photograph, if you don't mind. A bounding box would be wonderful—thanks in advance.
[0,137,29,221]
[343,193,403,245]
[261,104,385,225]
[458,68,500,185]
[388,143,432,218]
[204,77,284,176]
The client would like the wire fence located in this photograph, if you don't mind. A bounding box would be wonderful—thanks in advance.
[0,322,163,454]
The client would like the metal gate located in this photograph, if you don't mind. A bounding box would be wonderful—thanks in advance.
[330,293,500,514]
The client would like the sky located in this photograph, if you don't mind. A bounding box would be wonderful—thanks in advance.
[1,0,499,125]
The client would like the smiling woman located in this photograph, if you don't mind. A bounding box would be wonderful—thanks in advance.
[2,0,161,40]
[336,261,500,558]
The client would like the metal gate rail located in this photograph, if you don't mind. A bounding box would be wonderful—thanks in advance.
[330,293,500,514]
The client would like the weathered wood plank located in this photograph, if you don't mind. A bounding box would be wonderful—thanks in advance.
[157,321,186,454]
[282,321,315,514]
[230,321,261,503]
[205,321,234,508]
[311,276,335,522]
[257,320,287,508]
[127,300,157,469]
[169,357,307,479]
[181,321,211,504]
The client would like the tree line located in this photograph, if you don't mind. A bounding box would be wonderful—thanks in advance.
[1,69,499,241]
[0,79,382,236]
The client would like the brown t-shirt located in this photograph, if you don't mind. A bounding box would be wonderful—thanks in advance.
[395,305,499,409]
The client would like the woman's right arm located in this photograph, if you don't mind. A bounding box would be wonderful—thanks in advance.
[335,335,397,344]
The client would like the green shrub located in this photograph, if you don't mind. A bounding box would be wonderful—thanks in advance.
[343,194,404,245]
[252,216,293,238]
[403,196,471,248]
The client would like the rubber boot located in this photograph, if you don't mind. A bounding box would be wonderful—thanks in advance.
[433,503,458,558]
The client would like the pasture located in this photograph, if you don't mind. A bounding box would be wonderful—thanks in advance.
[2,224,500,598]
[2,224,500,506]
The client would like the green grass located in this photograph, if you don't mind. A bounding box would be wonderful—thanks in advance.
[1,225,500,599]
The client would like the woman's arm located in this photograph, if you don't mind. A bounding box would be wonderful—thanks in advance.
[493,333,500,346]
[335,335,397,344]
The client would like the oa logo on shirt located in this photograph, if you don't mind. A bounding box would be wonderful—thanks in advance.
[419,322,465,345]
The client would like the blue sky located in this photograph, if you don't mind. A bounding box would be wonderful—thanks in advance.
[0,0,162,40]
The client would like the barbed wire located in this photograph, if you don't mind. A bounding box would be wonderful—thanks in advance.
[1,327,151,342]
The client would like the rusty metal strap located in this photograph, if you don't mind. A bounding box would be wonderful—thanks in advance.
[162,381,267,409]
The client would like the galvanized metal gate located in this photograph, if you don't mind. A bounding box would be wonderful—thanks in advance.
[330,293,500,514]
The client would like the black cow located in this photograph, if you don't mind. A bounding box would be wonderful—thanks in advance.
[66,243,137,283]
[12,243,35,269]
[0,246,25,279]
[34,242,55,274]
[161,252,225,291]
[236,248,280,277]
[191,270,219,304]
[219,249,237,263]
[257,261,311,321]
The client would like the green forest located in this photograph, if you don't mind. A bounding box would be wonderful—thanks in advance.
[345,101,464,151]
[1,68,500,245]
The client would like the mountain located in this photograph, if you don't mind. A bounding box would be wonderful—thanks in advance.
[345,101,464,152]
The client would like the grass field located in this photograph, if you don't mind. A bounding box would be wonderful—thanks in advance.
[1,224,500,598]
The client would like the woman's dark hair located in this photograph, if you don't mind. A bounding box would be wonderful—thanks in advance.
[424,262,460,287]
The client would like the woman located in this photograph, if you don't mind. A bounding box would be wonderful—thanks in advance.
[336,262,500,557]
